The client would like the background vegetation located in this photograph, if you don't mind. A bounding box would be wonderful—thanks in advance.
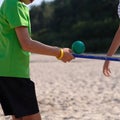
[30,0,119,53]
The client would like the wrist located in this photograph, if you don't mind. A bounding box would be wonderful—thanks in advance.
[56,48,64,60]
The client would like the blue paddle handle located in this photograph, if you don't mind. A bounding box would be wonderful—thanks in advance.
[73,54,120,62]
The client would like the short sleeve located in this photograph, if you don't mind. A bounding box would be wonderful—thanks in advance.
[6,2,29,28]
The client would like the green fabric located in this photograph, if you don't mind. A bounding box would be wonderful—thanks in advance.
[0,0,31,78]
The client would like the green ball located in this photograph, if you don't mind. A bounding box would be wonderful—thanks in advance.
[72,41,85,54]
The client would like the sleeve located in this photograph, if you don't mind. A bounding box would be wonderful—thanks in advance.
[6,2,29,28]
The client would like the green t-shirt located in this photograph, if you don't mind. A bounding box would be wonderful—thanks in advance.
[0,0,31,78]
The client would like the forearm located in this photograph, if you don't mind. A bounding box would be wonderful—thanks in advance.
[107,26,120,56]
[24,38,60,57]
[15,27,60,57]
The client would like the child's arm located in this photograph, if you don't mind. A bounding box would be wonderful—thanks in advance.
[106,26,120,56]
[103,26,120,76]
[15,26,74,62]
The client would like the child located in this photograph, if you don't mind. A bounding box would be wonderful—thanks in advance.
[103,1,120,77]
[0,0,74,120]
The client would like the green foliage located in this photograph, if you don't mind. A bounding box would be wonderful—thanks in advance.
[30,0,119,53]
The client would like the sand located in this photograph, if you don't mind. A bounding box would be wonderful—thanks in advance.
[0,54,120,120]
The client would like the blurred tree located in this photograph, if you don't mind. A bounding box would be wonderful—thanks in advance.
[30,0,119,53]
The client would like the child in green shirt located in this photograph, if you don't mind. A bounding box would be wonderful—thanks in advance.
[0,0,74,120]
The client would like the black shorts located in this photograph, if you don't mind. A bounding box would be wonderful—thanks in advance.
[0,77,39,118]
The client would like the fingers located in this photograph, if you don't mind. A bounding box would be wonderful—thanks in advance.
[61,55,74,63]
[103,61,111,77]
[103,68,111,77]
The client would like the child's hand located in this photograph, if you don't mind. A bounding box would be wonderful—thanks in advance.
[103,61,111,77]
[57,48,75,63]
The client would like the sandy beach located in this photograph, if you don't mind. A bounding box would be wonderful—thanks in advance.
[0,54,120,120]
